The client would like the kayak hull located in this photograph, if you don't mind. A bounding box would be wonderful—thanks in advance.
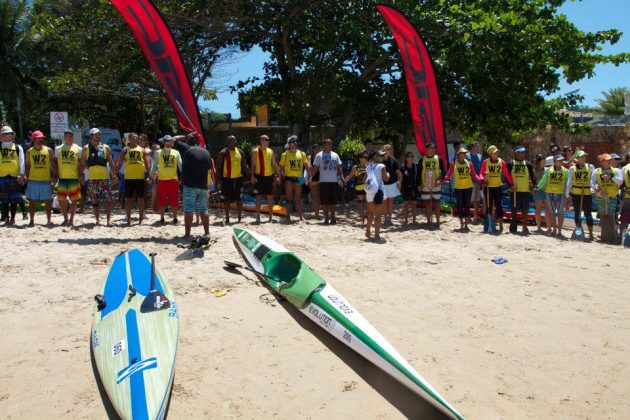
[232,227,463,420]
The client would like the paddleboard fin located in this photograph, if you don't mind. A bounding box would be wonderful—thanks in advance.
[94,294,106,311]
[127,285,137,302]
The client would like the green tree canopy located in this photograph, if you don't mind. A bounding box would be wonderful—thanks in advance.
[228,0,630,145]
[596,87,629,115]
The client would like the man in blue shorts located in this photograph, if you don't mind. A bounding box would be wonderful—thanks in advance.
[171,132,212,237]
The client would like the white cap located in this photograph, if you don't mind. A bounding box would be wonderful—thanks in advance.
[88,128,100,135]
[545,156,553,167]
[1,126,14,135]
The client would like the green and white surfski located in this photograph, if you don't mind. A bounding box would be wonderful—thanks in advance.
[232,227,464,420]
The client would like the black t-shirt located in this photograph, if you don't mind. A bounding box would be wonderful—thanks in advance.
[401,163,417,188]
[174,141,211,189]
[383,157,400,185]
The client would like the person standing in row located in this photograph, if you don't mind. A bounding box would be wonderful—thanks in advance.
[25,131,56,226]
[279,135,308,222]
[565,150,595,240]
[216,135,249,224]
[365,150,389,241]
[169,132,212,237]
[400,152,418,225]
[590,154,623,243]
[313,139,344,225]
[82,128,117,226]
[151,135,181,225]
[0,126,25,226]
[532,154,548,232]
[537,155,569,237]
[417,143,446,228]
[381,144,402,226]
[480,146,513,232]
[115,132,151,225]
[508,146,536,234]
[344,152,368,225]
[442,147,483,231]
[307,143,321,219]
[250,134,278,223]
[466,142,483,222]
[54,130,82,226]
[619,159,630,242]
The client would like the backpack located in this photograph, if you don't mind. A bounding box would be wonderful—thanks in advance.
[365,163,379,193]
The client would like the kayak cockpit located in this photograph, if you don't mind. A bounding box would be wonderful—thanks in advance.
[265,253,326,308]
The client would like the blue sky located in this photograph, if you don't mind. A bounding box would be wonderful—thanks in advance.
[202,0,630,115]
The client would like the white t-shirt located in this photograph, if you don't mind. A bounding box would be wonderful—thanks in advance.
[313,151,342,183]
[367,162,385,189]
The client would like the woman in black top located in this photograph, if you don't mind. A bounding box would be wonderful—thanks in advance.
[400,152,418,224]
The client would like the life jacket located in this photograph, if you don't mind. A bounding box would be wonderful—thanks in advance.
[29,147,51,181]
[0,144,20,177]
[453,160,473,190]
[485,158,503,188]
[571,164,591,195]
[511,160,531,192]
[596,168,619,197]
[420,156,440,188]
[545,166,566,194]
[222,148,243,179]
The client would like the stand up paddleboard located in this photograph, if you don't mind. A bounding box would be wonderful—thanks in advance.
[91,249,179,420]
[231,227,464,420]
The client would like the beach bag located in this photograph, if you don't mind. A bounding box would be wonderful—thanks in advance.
[365,164,379,194]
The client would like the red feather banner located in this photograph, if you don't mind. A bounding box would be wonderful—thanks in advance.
[111,0,206,147]
[376,4,447,162]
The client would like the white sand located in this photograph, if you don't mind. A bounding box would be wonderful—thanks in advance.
[1,205,629,419]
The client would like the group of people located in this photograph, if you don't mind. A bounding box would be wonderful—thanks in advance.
[2,124,629,244]
[0,125,212,237]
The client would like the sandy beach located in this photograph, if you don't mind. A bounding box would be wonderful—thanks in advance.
[1,204,629,419]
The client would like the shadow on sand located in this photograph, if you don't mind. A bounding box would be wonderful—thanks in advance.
[224,261,448,419]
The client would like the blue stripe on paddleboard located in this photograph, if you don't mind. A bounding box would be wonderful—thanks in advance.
[128,249,164,297]
[101,253,128,319]
[126,309,149,420]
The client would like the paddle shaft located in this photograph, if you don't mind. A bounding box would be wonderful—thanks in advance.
[149,252,157,291]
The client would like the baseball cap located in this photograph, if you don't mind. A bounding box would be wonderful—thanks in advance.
[425,142,436,149]
[598,153,613,161]
[457,147,469,154]
[64,129,73,135]
[574,150,587,158]
[514,146,526,153]
[376,151,386,157]
[611,153,621,160]
[487,145,499,155]
[88,128,100,135]
[1,126,14,135]
[162,134,173,142]
[554,155,564,161]
[32,130,45,139]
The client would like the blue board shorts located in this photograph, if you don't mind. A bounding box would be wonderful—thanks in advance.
[26,180,53,201]
[183,186,208,214]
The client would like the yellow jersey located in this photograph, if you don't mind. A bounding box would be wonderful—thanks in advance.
[29,147,52,181]
[279,150,307,178]
[0,144,20,177]
[57,144,81,179]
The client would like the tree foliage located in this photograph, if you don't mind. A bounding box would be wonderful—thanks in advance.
[596,87,629,115]
[228,0,630,145]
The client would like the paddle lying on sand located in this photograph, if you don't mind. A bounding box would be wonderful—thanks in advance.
[232,227,465,420]
[140,253,171,313]
[571,189,585,241]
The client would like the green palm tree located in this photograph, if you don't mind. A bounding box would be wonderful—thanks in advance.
[596,87,629,115]
[0,0,34,138]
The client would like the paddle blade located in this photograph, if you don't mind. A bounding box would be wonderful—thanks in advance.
[623,231,630,248]
[571,227,585,241]
[140,291,171,313]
